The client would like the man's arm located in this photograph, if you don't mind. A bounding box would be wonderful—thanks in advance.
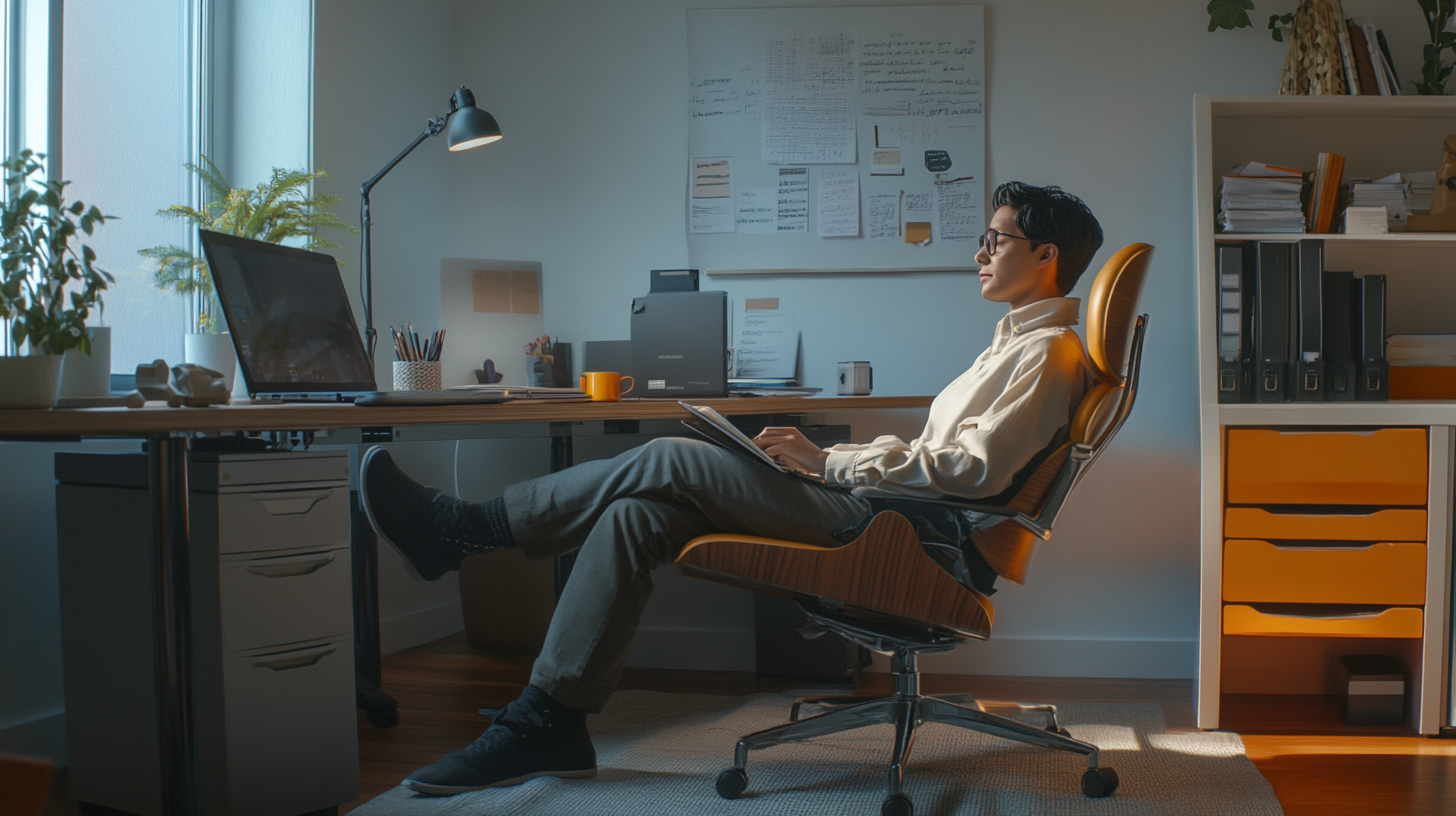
[752,427,829,475]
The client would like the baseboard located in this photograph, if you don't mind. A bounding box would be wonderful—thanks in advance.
[868,637,1197,679]
[380,599,465,656]
[625,626,756,672]
[0,709,67,765]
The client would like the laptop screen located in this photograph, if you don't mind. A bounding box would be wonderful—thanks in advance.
[200,230,376,395]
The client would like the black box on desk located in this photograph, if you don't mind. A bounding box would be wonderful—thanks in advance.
[1338,654,1405,726]
[630,291,728,397]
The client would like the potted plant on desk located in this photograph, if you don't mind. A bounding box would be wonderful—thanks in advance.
[0,150,114,408]
[139,156,354,390]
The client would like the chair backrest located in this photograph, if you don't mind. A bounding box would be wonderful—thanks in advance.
[1073,243,1154,449]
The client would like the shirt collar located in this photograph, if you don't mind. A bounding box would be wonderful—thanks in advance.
[993,297,1081,347]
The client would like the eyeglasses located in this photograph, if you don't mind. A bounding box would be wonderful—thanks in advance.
[978,228,1035,256]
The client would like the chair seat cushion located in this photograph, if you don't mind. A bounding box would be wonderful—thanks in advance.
[675,511,993,639]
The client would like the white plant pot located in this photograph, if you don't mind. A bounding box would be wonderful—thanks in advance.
[0,354,65,408]
[185,333,237,392]
[60,326,112,397]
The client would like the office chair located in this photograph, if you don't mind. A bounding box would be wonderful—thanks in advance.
[675,243,1153,816]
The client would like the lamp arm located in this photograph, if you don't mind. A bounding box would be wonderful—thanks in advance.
[359,115,448,364]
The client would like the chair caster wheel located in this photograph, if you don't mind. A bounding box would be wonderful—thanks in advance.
[716,767,748,799]
[881,793,914,816]
[1081,766,1119,798]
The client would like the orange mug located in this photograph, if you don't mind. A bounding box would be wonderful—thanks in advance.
[579,371,634,401]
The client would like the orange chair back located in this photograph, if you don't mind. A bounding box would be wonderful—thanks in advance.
[1074,243,1152,448]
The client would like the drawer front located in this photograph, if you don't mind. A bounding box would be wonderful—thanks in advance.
[216,486,349,555]
[219,544,352,653]
[1226,428,1427,506]
[1223,540,1427,605]
[1224,507,1426,542]
[1222,604,1423,638]
[223,637,359,815]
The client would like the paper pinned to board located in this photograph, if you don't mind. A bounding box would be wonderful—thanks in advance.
[735,187,777,233]
[867,193,900,239]
[776,167,809,232]
[817,173,860,237]
[510,270,540,314]
[735,307,798,379]
[871,149,903,176]
[472,271,511,313]
[691,157,732,198]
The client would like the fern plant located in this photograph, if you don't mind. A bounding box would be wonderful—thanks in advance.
[139,156,354,332]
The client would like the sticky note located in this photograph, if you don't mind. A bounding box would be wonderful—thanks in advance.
[510,270,540,314]
[472,271,511,313]
[905,222,932,244]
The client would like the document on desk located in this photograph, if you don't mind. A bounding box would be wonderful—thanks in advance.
[734,309,798,380]
[817,173,860,238]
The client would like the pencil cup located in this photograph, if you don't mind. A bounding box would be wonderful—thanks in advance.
[393,360,442,391]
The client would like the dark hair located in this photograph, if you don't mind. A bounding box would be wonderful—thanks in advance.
[990,182,1104,295]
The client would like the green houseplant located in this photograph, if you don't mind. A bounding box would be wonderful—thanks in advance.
[139,156,353,387]
[0,149,114,407]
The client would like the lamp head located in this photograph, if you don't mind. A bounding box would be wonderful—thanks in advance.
[447,87,502,151]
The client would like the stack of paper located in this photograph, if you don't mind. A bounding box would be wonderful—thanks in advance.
[1407,171,1436,214]
[1219,162,1306,234]
[1350,173,1410,229]
[1387,334,1456,366]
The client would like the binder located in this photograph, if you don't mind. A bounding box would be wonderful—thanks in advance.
[1216,244,1247,403]
[1322,270,1357,401]
[1293,239,1324,401]
[1255,242,1292,402]
[1355,274,1388,401]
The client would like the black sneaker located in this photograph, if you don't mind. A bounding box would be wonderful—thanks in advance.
[360,446,488,581]
[405,687,598,796]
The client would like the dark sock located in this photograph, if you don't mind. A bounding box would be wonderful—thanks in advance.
[520,684,587,729]
[478,496,516,551]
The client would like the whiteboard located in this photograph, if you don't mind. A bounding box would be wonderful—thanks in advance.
[686,5,984,274]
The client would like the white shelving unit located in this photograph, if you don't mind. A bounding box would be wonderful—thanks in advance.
[1194,94,1456,734]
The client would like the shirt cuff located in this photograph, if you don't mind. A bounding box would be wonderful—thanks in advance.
[824,449,868,487]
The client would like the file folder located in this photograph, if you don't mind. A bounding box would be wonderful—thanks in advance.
[1322,270,1357,401]
[1356,274,1388,401]
[1293,239,1324,401]
[1255,242,1292,402]
[1216,245,1248,403]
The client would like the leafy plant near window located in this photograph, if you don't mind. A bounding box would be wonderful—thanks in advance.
[139,156,354,332]
[0,150,115,356]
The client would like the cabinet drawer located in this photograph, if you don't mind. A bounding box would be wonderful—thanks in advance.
[215,486,349,555]
[1225,428,1427,505]
[219,545,352,653]
[1222,604,1423,638]
[1223,540,1426,605]
[222,637,359,815]
[1224,507,1426,541]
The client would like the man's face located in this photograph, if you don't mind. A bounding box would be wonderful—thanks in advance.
[975,205,1059,309]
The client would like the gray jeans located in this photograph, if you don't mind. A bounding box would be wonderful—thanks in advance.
[503,436,871,713]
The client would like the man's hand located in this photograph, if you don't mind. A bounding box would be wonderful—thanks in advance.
[752,426,830,476]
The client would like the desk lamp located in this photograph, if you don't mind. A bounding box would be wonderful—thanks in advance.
[360,86,501,361]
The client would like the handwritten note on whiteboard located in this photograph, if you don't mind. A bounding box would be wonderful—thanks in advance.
[936,181,977,242]
[817,173,860,237]
[867,193,900,239]
[762,32,857,164]
[776,167,808,232]
[735,187,776,233]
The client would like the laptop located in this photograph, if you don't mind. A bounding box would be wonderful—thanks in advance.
[678,402,843,488]
[200,230,512,405]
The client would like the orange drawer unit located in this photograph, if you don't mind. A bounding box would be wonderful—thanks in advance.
[1223,507,1427,542]
[1225,428,1428,506]
[1223,605,1424,638]
[1222,540,1427,605]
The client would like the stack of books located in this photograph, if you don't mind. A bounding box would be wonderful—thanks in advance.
[1349,172,1409,230]
[1408,171,1436,214]
[1215,238,1387,404]
[1342,19,1401,95]
[1218,162,1305,234]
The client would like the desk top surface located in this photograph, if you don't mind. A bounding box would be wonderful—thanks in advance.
[0,395,935,438]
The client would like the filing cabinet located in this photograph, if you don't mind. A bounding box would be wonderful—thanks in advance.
[55,450,358,816]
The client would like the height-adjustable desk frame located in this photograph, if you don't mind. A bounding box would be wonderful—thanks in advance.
[0,395,930,816]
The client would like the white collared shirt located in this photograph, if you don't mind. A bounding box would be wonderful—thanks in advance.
[824,296,1089,499]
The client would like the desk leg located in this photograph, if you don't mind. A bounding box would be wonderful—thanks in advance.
[147,433,198,816]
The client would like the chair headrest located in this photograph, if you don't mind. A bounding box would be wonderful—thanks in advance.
[1085,243,1153,385]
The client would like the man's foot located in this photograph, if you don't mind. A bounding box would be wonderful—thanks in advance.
[360,446,495,581]
[405,686,597,796]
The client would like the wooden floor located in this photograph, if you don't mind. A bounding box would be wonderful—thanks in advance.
[48,632,1456,815]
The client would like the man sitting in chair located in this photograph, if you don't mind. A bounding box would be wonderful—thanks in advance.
[361,181,1103,796]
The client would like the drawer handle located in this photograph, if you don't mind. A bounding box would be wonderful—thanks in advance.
[247,490,332,516]
[251,644,337,671]
[244,551,337,578]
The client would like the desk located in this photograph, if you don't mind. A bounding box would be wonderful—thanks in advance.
[0,395,931,816]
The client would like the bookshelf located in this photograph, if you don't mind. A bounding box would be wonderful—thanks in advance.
[1194,94,1456,735]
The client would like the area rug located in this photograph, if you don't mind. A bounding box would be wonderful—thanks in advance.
[352,689,1283,816]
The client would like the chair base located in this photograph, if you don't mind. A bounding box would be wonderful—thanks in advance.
[714,614,1120,812]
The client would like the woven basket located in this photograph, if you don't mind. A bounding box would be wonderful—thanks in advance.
[393,360,442,391]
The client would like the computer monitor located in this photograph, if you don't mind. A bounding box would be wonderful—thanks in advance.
[200,230,376,398]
